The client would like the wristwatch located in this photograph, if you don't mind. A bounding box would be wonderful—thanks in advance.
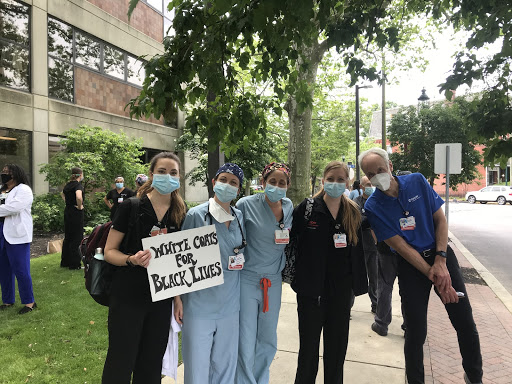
[435,250,447,258]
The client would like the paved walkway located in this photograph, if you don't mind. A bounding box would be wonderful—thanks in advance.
[164,232,512,383]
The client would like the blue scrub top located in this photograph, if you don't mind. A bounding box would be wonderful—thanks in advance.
[236,193,293,280]
[181,201,245,319]
[364,173,444,253]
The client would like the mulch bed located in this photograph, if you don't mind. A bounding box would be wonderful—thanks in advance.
[31,231,64,259]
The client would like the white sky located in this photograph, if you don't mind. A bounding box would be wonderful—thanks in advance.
[360,30,502,108]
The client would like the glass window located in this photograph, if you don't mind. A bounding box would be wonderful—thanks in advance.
[48,57,73,102]
[145,0,163,12]
[0,127,32,184]
[127,55,145,86]
[492,187,500,191]
[164,17,175,38]
[75,31,100,71]
[481,187,490,192]
[104,44,125,80]
[0,40,29,90]
[0,0,29,46]
[48,17,73,62]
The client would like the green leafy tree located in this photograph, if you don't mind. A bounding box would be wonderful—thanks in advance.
[40,125,145,192]
[126,0,438,204]
[438,2,512,164]
[388,101,481,189]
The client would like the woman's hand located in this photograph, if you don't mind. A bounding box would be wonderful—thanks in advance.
[174,296,183,325]
[130,249,152,268]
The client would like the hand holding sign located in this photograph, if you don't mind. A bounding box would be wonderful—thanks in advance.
[142,225,224,302]
[129,249,152,268]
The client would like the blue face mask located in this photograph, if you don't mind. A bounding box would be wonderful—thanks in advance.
[151,174,180,195]
[116,183,124,189]
[265,184,287,203]
[323,182,346,198]
[364,187,375,196]
[213,181,239,203]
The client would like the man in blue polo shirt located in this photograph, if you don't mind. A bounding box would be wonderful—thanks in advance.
[358,147,483,384]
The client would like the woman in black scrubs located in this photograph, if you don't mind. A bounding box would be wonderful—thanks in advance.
[61,167,84,269]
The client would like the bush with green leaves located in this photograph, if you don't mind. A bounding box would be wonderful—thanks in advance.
[32,193,65,232]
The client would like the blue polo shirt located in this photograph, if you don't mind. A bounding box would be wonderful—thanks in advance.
[236,193,293,281]
[180,201,245,319]
[364,173,444,253]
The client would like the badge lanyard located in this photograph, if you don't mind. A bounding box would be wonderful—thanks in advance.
[275,218,290,244]
[151,209,170,236]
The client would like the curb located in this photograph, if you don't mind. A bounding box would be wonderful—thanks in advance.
[449,230,512,314]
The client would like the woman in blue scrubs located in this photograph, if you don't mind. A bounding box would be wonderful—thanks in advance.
[235,162,293,384]
[174,163,246,384]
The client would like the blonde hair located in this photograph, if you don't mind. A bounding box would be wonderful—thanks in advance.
[137,152,187,228]
[314,161,361,245]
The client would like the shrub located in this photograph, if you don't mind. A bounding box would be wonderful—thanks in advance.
[32,193,65,232]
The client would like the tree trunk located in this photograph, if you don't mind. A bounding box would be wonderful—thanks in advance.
[287,40,329,205]
[311,175,316,196]
[245,180,251,196]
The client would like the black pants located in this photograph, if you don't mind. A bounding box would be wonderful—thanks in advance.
[102,268,173,384]
[398,245,483,384]
[61,206,84,268]
[295,277,353,384]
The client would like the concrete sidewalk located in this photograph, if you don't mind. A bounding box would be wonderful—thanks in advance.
[164,232,512,383]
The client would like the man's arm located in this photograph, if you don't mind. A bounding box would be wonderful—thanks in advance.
[384,235,432,277]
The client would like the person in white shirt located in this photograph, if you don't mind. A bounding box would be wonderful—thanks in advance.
[0,163,36,314]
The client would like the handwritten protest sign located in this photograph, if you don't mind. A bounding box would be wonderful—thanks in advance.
[142,225,223,302]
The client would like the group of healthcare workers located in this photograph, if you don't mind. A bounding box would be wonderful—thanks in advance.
[102,154,367,384]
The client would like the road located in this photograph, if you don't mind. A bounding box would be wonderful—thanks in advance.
[446,201,512,294]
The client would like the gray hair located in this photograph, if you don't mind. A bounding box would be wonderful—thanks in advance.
[358,147,389,167]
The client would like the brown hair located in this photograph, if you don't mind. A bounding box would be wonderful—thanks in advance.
[313,161,361,245]
[137,152,187,228]
[70,167,83,181]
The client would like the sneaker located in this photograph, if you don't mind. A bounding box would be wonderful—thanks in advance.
[371,322,388,336]
[463,372,482,384]
[0,303,14,310]
[18,302,37,315]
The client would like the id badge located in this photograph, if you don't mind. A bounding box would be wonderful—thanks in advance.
[275,229,290,244]
[117,197,124,203]
[399,216,416,231]
[228,254,245,270]
[333,233,347,248]
[150,226,168,237]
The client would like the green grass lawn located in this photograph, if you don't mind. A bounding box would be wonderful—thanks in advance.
[0,253,109,384]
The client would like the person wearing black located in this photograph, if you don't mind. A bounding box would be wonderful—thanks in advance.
[102,152,187,384]
[61,167,84,269]
[354,176,378,315]
[291,161,367,384]
[104,176,135,221]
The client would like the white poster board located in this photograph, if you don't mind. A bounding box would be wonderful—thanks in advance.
[434,143,462,174]
[142,225,223,302]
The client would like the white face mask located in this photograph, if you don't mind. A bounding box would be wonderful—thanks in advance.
[370,173,391,191]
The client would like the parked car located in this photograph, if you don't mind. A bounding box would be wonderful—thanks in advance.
[465,185,512,205]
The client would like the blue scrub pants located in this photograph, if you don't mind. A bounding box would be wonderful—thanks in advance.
[0,222,34,305]
[182,311,239,384]
[236,275,282,384]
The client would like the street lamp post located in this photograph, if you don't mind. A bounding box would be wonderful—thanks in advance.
[355,84,373,180]
[417,87,430,110]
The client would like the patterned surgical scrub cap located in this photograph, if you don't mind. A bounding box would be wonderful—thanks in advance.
[215,163,244,186]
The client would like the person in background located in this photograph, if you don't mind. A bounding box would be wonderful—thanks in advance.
[353,176,378,315]
[0,164,36,314]
[174,163,245,384]
[291,161,367,384]
[359,147,483,384]
[104,176,135,221]
[61,167,84,270]
[235,162,293,384]
[102,152,187,383]
[135,174,148,192]
[349,180,362,200]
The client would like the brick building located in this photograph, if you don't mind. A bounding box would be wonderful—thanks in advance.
[1,0,207,201]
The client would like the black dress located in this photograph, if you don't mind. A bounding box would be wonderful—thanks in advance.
[61,180,84,268]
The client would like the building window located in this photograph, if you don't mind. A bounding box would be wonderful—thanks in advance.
[47,16,146,102]
[0,0,30,92]
[0,127,32,184]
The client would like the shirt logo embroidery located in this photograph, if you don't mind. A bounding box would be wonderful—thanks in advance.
[408,195,421,203]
